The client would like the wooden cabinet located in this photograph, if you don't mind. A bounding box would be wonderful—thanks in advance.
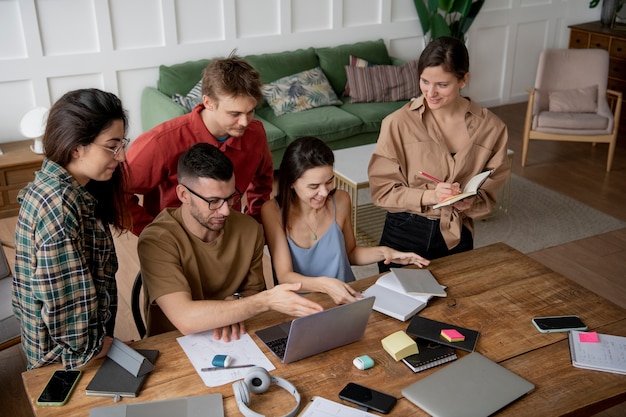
[0,140,44,218]
[569,21,626,129]
[569,22,626,111]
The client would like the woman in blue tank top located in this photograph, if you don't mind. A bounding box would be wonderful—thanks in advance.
[262,137,430,305]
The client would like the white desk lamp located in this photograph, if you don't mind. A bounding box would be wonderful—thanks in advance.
[19,107,49,154]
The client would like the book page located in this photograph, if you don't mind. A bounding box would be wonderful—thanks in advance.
[433,170,492,209]
[375,272,431,302]
[570,331,626,374]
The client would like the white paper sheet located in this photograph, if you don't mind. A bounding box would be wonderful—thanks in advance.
[177,331,275,387]
[299,396,379,417]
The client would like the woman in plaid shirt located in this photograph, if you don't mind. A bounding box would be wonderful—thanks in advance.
[12,89,132,369]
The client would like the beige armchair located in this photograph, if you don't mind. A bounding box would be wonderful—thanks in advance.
[521,48,622,172]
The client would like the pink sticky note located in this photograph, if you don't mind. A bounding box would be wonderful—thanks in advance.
[578,332,599,343]
[441,329,465,342]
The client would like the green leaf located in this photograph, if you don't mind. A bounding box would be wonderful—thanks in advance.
[431,13,452,39]
[413,0,432,35]
[439,0,455,13]
[460,0,485,35]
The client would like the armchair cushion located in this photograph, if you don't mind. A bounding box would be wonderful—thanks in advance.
[548,85,598,113]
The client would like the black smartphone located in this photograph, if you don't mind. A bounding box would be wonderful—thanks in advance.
[339,382,397,414]
[36,369,82,406]
[532,315,588,333]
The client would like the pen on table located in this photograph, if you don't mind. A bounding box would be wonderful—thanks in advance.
[201,364,256,372]
[418,171,443,183]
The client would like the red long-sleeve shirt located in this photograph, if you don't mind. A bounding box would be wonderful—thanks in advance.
[126,104,274,235]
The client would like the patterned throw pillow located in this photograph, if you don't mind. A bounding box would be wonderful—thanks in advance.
[171,79,203,111]
[345,61,420,103]
[344,55,373,97]
[261,67,342,116]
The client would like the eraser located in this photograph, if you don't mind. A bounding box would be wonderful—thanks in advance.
[353,355,375,370]
[382,331,419,361]
[211,354,232,367]
[441,329,465,342]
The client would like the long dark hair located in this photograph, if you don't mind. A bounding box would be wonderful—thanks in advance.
[418,36,470,81]
[277,137,335,230]
[43,88,131,231]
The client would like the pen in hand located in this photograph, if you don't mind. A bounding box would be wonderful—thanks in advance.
[418,171,443,183]
[201,364,256,372]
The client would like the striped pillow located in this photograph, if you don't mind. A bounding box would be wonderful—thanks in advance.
[344,55,373,97]
[345,61,420,103]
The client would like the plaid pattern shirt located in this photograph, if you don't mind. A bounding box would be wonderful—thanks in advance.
[12,160,118,370]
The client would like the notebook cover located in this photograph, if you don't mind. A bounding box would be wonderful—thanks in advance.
[86,349,159,398]
[401,338,457,372]
[405,315,479,352]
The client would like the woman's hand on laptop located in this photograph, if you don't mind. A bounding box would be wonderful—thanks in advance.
[268,282,324,317]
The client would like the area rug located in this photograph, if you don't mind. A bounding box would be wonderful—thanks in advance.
[352,174,626,279]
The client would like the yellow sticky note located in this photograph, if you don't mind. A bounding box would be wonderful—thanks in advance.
[381,331,419,361]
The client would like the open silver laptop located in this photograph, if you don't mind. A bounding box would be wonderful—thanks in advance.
[255,296,375,364]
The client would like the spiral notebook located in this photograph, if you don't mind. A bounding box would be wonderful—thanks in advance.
[401,338,457,373]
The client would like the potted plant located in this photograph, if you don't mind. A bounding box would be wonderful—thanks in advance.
[413,0,485,42]
[590,0,623,26]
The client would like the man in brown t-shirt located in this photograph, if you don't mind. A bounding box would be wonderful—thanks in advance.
[138,143,322,341]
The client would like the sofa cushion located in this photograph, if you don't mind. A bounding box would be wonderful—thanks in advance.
[261,67,342,116]
[254,115,288,152]
[339,99,409,132]
[256,105,364,144]
[158,59,210,98]
[536,111,609,130]
[316,39,392,96]
[345,61,420,103]
[172,79,203,111]
[344,55,374,97]
[245,48,319,84]
[548,85,598,113]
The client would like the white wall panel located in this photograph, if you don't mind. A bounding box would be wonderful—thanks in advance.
[388,36,422,61]
[109,0,165,50]
[235,0,280,38]
[390,0,418,23]
[0,0,27,59]
[466,25,508,105]
[36,0,99,56]
[47,73,104,102]
[292,0,332,33]
[175,0,225,44]
[510,20,549,100]
[0,81,36,141]
[343,0,382,27]
[117,68,158,136]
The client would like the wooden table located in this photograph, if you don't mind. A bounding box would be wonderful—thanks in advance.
[21,243,626,416]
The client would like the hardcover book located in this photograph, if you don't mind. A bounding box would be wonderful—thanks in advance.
[86,349,159,398]
[362,269,445,321]
[406,315,479,352]
[402,338,457,373]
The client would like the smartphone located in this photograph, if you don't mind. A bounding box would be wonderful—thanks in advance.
[36,369,82,406]
[532,315,588,333]
[339,382,397,414]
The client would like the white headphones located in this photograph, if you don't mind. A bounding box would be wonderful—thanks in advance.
[232,367,301,417]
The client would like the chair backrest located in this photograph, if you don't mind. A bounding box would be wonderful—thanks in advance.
[0,246,20,350]
[131,271,147,339]
[533,48,609,114]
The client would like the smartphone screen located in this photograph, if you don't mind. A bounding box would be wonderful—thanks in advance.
[532,315,587,333]
[339,382,397,414]
[36,370,82,406]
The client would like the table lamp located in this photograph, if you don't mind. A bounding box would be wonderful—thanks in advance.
[19,107,49,154]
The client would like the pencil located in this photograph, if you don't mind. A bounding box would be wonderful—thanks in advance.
[201,364,256,372]
[418,171,443,183]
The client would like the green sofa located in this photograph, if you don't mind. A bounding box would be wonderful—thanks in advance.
[140,39,410,167]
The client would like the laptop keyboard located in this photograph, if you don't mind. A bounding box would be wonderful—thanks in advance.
[266,337,288,359]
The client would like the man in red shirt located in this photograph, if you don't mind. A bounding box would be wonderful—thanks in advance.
[126,55,274,235]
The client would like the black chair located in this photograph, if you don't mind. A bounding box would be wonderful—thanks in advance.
[0,246,20,350]
[131,271,146,339]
